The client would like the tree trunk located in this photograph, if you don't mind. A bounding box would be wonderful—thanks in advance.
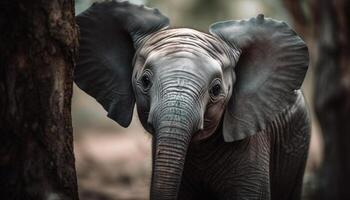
[283,0,350,199]
[313,0,350,199]
[0,0,79,199]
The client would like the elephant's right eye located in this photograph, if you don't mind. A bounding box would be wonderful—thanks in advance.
[139,70,152,92]
[142,75,150,88]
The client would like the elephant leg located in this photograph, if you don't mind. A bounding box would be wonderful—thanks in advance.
[288,161,307,200]
[270,139,309,200]
[177,166,203,200]
[206,133,272,200]
[269,98,310,200]
[177,180,198,200]
[218,170,271,200]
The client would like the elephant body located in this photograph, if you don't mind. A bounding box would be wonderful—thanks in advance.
[180,93,310,200]
[75,1,310,199]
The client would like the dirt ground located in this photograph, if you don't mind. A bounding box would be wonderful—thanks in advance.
[73,86,152,200]
[75,130,151,200]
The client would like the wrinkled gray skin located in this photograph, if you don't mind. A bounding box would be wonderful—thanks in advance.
[134,28,309,200]
[75,1,310,200]
[133,29,237,198]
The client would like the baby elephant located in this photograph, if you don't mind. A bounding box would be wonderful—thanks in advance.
[75,1,310,200]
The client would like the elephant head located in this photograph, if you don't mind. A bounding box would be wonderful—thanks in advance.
[75,1,308,200]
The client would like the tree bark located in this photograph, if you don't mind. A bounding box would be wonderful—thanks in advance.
[0,0,79,199]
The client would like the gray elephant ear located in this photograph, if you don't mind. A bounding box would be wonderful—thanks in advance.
[75,1,169,127]
[210,14,309,142]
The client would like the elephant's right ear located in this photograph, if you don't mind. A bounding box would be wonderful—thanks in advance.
[75,1,169,127]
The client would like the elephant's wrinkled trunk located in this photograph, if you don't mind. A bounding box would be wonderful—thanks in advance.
[150,96,201,200]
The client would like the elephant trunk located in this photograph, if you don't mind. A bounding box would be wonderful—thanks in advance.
[150,97,200,200]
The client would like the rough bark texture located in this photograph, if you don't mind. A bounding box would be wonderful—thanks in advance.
[283,0,350,199]
[0,0,79,199]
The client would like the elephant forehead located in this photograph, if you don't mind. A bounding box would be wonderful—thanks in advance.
[140,28,236,68]
[150,51,223,76]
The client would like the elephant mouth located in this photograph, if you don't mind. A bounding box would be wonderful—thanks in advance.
[192,117,222,142]
[192,129,213,141]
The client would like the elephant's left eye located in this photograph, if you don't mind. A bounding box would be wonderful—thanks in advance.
[211,84,221,97]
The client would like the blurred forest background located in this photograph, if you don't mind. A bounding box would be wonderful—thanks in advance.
[72,0,349,199]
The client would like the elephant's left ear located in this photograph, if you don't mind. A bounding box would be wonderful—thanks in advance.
[209,14,309,142]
